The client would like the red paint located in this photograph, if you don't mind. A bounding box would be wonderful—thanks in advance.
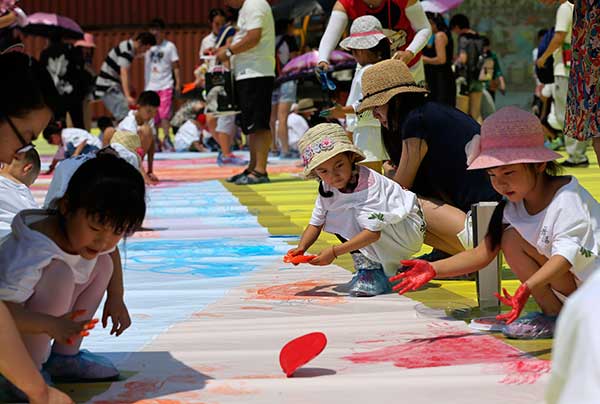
[343,331,526,369]
[251,280,345,305]
[356,339,386,344]
[240,306,273,311]
[499,360,551,384]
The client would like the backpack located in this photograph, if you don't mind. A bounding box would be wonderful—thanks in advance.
[535,27,555,84]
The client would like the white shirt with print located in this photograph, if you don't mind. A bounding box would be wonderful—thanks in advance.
[553,1,573,77]
[175,120,200,152]
[145,40,179,91]
[61,128,102,149]
[118,110,155,134]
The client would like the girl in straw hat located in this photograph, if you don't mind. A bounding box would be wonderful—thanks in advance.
[391,107,600,339]
[322,15,390,173]
[358,58,501,262]
[289,123,425,296]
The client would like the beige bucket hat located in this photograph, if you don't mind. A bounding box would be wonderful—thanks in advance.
[357,59,428,114]
[298,123,365,179]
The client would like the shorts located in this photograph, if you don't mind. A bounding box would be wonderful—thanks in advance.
[216,114,236,135]
[235,76,274,134]
[101,87,129,122]
[65,143,100,159]
[271,80,297,105]
[154,88,174,124]
[456,210,473,250]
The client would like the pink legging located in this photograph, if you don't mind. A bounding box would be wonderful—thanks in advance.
[21,255,113,369]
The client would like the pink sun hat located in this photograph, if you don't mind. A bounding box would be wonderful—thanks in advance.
[75,32,96,48]
[466,106,562,170]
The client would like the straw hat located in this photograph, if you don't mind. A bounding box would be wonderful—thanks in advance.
[466,106,562,170]
[110,130,144,160]
[339,15,388,50]
[295,98,317,113]
[298,123,365,179]
[75,32,96,48]
[357,59,428,113]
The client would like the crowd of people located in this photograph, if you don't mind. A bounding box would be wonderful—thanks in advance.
[0,0,598,403]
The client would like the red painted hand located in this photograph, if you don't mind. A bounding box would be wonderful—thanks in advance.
[389,260,436,295]
[495,283,531,324]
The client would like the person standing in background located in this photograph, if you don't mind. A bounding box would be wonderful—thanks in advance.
[422,11,455,107]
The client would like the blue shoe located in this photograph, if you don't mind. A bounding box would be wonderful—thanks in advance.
[502,312,556,340]
[44,350,120,382]
[348,268,392,297]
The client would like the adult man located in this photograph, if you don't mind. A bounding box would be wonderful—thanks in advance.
[94,32,156,121]
[216,0,275,185]
[145,18,181,151]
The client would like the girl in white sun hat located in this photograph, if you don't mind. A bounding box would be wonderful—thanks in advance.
[289,123,425,297]
[322,15,390,173]
[392,106,600,339]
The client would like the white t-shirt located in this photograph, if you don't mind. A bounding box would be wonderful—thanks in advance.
[553,1,573,77]
[232,0,275,80]
[118,110,155,134]
[0,210,114,303]
[546,268,600,404]
[503,177,600,283]
[61,128,102,150]
[145,40,179,91]
[200,32,217,60]
[309,166,425,276]
[345,64,380,131]
[0,175,38,237]
[286,113,309,150]
[174,120,200,152]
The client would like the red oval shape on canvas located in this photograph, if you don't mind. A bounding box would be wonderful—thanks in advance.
[279,332,327,377]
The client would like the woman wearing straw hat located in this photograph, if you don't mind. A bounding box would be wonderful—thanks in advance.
[316,0,431,84]
[358,59,501,260]
[289,123,425,296]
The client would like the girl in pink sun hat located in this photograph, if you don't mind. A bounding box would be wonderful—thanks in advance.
[391,106,600,339]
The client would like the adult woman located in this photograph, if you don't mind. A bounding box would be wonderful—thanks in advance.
[0,52,72,403]
[422,11,455,107]
[199,8,227,64]
[358,59,501,257]
[317,0,431,84]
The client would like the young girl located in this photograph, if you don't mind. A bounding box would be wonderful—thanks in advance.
[393,107,600,339]
[289,123,425,297]
[322,15,389,173]
[0,154,145,397]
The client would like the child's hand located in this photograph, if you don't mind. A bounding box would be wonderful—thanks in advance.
[389,260,436,295]
[45,310,98,345]
[102,295,131,336]
[286,247,305,257]
[319,104,345,120]
[495,283,531,324]
[309,246,336,266]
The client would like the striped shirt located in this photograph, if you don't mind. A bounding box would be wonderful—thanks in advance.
[94,39,134,98]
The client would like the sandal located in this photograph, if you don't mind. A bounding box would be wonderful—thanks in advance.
[226,168,250,183]
[235,170,270,185]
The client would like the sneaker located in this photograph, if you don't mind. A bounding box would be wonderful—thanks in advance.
[217,154,248,166]
[348,268,392,297]
[269,150,280,157]
[502,312,556,340]
[226,168,250,183]
[235,170,270,185]
[6,369,52,402]
[44,350,120,382]
[560,159,589,167]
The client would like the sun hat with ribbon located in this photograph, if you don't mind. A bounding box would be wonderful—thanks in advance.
[298,123,365,179]
[340,15,389,51]
[465,106,562,170]
[295,98,318,113]
[110,130,144,161]
[357,59,428,113]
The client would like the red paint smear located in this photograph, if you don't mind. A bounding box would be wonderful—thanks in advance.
[93,379,165,404]
[356,339,386,344]
[499,359,551,384]
[251,280,345,305]
[206,383,258,396]
[344,332,526,369]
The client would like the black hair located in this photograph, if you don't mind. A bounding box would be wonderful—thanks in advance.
[381,92,428,165]
[135,32,157,47]
[149,18,166,30]
[137,90,160,107]
[487,161,563,249]
[481,36,490,48]
[367,37,391,61]
[275,19,293,36]
[60,153,146,235]
[97,116,114,132]
[449,14,470,30]
[209,8,227,23]
[0,53,59,122]
[22,148,41,182]
[42,121,63,142]
[537,28,548,40]
[426,12,450,33]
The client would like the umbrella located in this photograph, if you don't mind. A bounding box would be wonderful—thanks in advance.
[421,0,464,14]
[22,12,84,40]
[281,50,355,76]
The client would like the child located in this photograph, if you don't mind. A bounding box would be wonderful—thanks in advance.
[286,99,317,156]
[322,16,389,173]
[97,116,114,144]
[0,148,40,236]
[0,154,145,398]
[174,113,207,152]
[43,123,103,175]
[393,107,600,339]
[289,123,425,297]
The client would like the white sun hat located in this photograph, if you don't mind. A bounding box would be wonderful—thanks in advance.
[339,15,389,51]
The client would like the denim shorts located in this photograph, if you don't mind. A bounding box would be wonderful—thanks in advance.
[271,80,297,105]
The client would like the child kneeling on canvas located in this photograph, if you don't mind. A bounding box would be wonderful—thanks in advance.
[393,107,600,339]
[0,154,145,399]
[289,123,425,297]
